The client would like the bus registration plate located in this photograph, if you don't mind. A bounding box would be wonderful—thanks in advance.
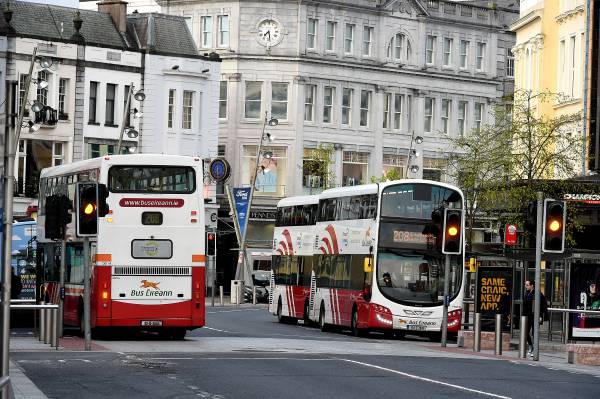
[141,320,163,327]
[407,325,426,331]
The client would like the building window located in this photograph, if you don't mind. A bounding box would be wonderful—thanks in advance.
[506,48,514,78]
[559,39,566,94]
[342,88,352,126]
[443,37,453,66]
[88,142,115,159]
[342,151,368,186]
[423,157,445,182]
[362,26,373,56]
[323,86,334,124]
[304,85,316,122]
[426,35,436,64]
[217,15,229,47]
[460,40,469,68]
[19,74,29,114]
[219,81,227,119]
[388,33,411,62]
[344,24,354,54]
[123,85,131,127]
[89,81,98,123]
[201,16,213,48]
[326,21,336,51]
[245,81,262,119]
[360,90,371,127]
[303,148,329,194]
[17,139,66,197]
[271,83,288,120]
[184,16,192,33]
[182,90,194,129]
[474,102,484,130]
[58,78,68,119]
[167,89,175,128]
[383,153,407,179]
[570,35,576,97]
[105,83,116,125]
[441,99,451,134]
[307,18,317,50]
[458,101,468,135]
[424,97,434,133]
[476,42,486,71]
[37,70,49,105]
[242,146,287,196]
[393,94,403,130]
[383,93,391,129]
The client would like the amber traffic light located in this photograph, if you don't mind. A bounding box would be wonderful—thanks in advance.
[542,199,566,253]
[442,209,463,255]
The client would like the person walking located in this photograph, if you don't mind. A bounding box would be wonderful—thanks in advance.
[523,279,548,357]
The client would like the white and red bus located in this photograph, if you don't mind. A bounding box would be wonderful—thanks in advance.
[268,195,319,323]
[37,154,206,339]
[270,180,465,339]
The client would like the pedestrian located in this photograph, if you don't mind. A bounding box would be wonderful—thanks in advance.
[523,279,548,357]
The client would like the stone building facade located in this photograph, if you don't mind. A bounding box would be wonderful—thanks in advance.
[156,0,518,277]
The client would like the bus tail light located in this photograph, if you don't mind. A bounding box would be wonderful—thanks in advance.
[102,291,109,300]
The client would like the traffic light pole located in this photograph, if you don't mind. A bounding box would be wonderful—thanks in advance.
[533,191,543,361]
[441,254,450,347]
[58,240,66,337]
[83,237,91,351]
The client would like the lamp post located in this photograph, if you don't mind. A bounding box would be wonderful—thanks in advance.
[116,83,145,154]
[405,131,424,178]
[2,47,53,399]
[235,112,277,287]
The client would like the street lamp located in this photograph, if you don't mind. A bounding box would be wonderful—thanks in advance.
[2,45,57,398]
[116,82,145,154]
[234,112,278,287]
[406,131,424,178]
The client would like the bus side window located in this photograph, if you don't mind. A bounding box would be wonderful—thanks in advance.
[282,207,291,226]
[275,208,282,227]
[289,256,299,285]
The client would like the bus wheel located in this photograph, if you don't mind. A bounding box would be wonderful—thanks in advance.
[277,299,287,324]
[319,304,329,332]
[171,329,186,340]
[351,309,365,337]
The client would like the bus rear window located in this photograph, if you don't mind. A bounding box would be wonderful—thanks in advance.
[108,166,196,193]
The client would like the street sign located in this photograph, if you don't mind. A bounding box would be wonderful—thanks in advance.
[232,187,251,239]
[505,224,517,246]
[208,158,231,183]
[475,267,512,315]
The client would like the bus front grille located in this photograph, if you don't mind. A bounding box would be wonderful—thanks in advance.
[113,266,191,276]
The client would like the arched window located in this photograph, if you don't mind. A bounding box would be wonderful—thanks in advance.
[387,33,412,63]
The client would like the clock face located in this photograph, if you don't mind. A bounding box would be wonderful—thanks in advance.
[257,19,283,47]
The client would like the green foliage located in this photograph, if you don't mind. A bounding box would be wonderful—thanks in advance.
[372,167,403,183]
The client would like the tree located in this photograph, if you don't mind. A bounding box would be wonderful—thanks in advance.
[302,143,336,192]
[446,90,583,250]
[372,167,403,183]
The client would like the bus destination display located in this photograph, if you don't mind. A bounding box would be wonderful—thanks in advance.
[142,212,163,225]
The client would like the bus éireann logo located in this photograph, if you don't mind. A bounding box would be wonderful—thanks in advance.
[319,225,340,255]
[140,280,160,290]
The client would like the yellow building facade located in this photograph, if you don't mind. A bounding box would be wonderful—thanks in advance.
[511,0,589,176]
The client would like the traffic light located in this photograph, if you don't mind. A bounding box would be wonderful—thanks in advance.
[542,199,566,253]
[97,184,110,217]
[525,200,537,234]
[442,209,463,255]
[77,182,98,236]
[206,232,216,256]
[45,195,62,240]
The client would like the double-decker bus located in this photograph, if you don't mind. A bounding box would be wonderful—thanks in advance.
[268,195,318,323]
[269,180,465,339]
[37,155,206,339]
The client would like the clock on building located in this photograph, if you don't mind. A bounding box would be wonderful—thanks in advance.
[256,18,284,48]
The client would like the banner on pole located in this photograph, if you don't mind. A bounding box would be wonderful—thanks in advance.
[232,187,252,239]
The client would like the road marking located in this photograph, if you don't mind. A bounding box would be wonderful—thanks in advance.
[206,308,264,314]
[203,327,232,333]
[148,358,194,360]
[337,358,512,399]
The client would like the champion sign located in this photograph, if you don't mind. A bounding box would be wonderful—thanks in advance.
[564,194,600,205]
[119,198,184,208]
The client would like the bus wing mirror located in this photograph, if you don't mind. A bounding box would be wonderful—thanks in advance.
[364,257,372,273]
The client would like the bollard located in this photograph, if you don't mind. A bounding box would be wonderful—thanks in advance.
[219,286,224,306]
[211,280,216,307]
[520,315,529,358]
[39,305,46,342]
[474,312,481,352]
[495,313,502,355]
[50,308,57,349]
[44,307,51,344]
[252,286,257,305]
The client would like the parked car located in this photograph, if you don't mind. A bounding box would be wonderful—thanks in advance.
[244,271,271,303]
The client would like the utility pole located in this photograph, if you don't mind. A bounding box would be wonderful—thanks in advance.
[533,191,543,361]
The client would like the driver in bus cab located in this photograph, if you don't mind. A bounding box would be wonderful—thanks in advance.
[382,272,393,288]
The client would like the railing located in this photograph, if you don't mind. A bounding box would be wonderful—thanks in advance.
[10,301,60,348]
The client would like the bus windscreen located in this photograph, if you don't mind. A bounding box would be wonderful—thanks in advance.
[381,183,462,219]
[108,166,196,193]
